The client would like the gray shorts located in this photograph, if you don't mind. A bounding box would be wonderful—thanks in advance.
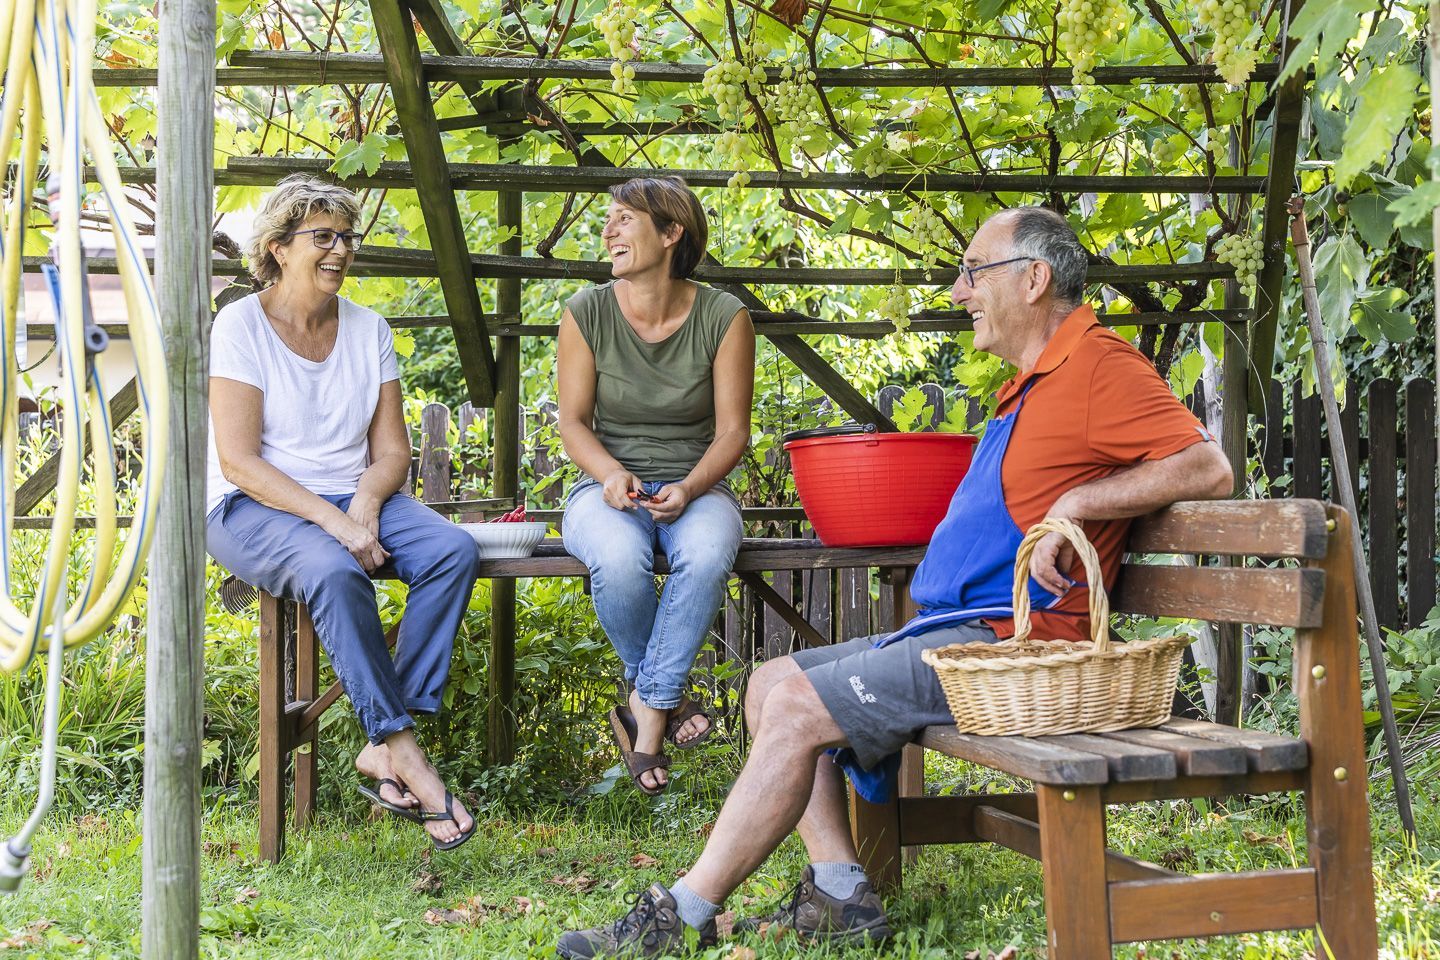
[791,621,998,770]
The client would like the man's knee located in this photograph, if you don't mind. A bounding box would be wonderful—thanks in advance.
[745,656,800,725]
[757,671,834,744]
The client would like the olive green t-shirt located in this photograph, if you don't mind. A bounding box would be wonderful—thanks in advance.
[567,280,745,482]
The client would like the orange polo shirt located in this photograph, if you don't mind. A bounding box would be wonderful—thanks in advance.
[981,305,1213,642]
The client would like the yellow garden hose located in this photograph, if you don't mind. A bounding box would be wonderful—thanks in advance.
[0,0,169,892]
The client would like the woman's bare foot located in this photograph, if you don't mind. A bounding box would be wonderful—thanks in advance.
[355,743,416,809]
[382,731,474,845]
[670,699,711,745]
[629,687,670,791]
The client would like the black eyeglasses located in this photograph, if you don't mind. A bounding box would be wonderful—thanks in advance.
[957,256,1035,287]
[288,228,365,253]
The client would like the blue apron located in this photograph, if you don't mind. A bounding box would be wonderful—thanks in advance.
[840,381,1065,802]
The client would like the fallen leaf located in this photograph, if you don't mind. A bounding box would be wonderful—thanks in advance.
[423,908,470,926]
[76,815,108,835]
[756,921,792,942]
[964,951,982,960]
[714,911,736,938]
[0,920,52,950]
[1242,830,1285,846]
[511,895,545,914]
[203,840,241,859]
[548,874,598,893]
[233,887,260,904]
[55,842,72,860]
[629,853,660,869]
[536,846,559,857]
[412,871,443,896]
[726,947,757,960]
[995,947,1019,960]
[525,824,561,842]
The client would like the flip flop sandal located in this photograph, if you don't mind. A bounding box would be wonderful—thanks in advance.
[609,706,672,796]
[664,699,714,751]
[357,778,421,824]
[413,790,477,852]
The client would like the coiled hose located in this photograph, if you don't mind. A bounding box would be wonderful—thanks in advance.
[0,0,169,893]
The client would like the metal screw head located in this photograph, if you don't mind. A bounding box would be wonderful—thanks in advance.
[1326,518,1337,532]
[1062,790,1076,802]
[1311,665,1327,680]
[1334,767,1349,781]
[1210,911,1222,923]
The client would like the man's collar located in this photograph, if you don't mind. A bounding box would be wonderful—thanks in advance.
[995,304,1100,406]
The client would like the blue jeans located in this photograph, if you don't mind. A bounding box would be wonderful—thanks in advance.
[562,478,742,709]
[207,490,480,744]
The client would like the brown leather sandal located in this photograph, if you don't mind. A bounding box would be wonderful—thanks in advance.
[664,699,714,750]
[608,706,671,796]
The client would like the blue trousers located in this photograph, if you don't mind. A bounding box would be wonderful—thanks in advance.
[562,478,742,708]
[208,491,480,744]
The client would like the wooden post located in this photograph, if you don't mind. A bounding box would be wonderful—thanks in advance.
[489,165,522,764]
[144,0,213,953]
[1405,378,1437,628]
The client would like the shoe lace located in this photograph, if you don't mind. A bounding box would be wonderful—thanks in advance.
[765,879,807,926]
[612,889,658,941]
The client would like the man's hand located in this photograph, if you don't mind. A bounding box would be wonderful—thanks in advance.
[326,513,390,573]
[346,493,383,541]
[602,469,643,510]
[1030,496,1079,597]
[644,483,690,523]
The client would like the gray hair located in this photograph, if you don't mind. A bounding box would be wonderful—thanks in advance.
[1000,206,1089,305]
[245,174,362,286]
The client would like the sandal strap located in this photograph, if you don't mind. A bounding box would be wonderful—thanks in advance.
[623,750,671,775]
[665,700,710,738]
[413,790,459,824]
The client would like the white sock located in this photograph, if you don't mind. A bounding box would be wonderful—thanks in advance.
[670,879,722,930]
[811,861,867,900]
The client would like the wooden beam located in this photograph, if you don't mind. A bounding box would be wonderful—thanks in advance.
[222,156,1266,195]
[735,570,830,649]
[369,0,496,406]
[974,805,1175,881]
[22,252,1236,286]
[214,51,1281,88]
[1108,869,1317,943]
[1247,0,1307,415]
[405,0,497,117]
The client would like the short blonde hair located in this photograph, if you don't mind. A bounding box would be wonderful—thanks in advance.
[607,176,708,279]
[245,174,362,286]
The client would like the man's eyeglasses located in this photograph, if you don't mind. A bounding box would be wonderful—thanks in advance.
[288,228,365,253]
[956,256,1035,287]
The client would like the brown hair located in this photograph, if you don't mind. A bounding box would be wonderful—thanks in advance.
[606,176,708,279]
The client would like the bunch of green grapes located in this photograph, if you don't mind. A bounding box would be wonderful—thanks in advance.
[1197,0,1262,85]
[597,4,637,94]
[879,283,911,332]
[1215,232,1263,291]
[1203,126,1228,160]
[1178,84,1204,114]
[909,203,950,271]
[1057,0,1126,86]
[1152,136,1186,167]
[770,65,820,125]
[702,41,769,122]
[713,129,750,189]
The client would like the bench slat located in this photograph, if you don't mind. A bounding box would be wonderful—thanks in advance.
[918,726,1109,785]
[1156,717,1309,773]
[1126,499,1330,559]
[1111,565,1325,627]
[1038,733,1178,782]
[1097,728,1248,776]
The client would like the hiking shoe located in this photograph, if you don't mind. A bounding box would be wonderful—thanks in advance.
[556,883,717,959]
[733,865,892,944]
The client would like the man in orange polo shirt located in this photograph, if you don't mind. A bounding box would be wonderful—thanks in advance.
[556,207,1234,959]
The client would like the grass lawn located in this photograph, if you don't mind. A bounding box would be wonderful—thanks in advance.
[2,754,1438,959]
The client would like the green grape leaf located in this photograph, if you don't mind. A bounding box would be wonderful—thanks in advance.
[890,388,932,433]
[1276,0,1375,86]
[1387,180,1440,228]
[1345,193,1396,247]
[1352,287,1415,344]
[1335,65,1419,189]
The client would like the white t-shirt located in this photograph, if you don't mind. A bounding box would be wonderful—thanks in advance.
[205,293,400,517]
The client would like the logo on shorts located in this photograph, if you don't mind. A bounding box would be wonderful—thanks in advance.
[849,675,877,704]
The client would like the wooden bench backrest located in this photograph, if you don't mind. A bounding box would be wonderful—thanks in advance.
[1111,499,1337,628]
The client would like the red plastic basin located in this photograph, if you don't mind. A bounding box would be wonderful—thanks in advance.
[784,431,978,547]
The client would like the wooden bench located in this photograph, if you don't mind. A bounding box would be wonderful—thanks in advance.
[255,537,924,861]
[850,499,1377,958]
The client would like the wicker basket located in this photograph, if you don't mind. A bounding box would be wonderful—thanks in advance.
[920,518,1191,737]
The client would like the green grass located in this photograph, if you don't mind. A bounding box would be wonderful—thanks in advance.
[3,754,1439,959]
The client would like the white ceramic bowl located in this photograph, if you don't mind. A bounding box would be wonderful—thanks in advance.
[457,521,549,559]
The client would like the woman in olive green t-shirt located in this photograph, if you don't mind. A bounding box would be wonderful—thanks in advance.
[557,177,756,795]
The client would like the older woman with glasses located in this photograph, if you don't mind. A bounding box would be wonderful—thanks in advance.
[206,174,480,850]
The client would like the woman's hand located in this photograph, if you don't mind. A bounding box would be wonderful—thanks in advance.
[602,469,643,510]
[645,483,690,523]
[325,512,390,573]
[346,493,383,540]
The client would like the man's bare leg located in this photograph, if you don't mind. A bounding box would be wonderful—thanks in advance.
[684,670,844,904]
[745,659,861,866]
